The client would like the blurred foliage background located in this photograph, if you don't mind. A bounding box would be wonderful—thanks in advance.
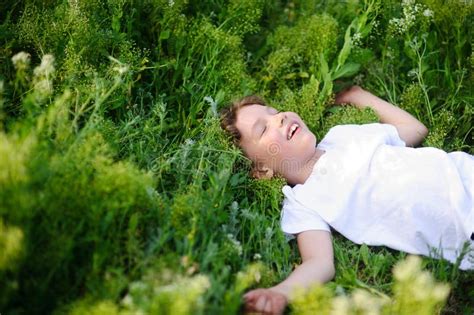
[0,0,472,314]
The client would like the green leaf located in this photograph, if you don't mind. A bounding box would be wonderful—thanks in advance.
[331,62,360,80]
[160,30,170,40]
[298,72,309,78]
[318,54,333,105]
[335,18,356,72]
[360,244,369,266]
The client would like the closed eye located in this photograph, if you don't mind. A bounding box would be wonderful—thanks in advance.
[261,108,280,137]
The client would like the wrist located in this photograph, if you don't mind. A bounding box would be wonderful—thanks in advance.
[270,284,291,300]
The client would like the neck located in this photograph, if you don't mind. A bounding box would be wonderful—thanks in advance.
[283,148,326,186]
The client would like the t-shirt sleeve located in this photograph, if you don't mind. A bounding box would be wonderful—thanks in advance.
[375,123,406,147]
[280,196,330,241]
[326,123,406,148]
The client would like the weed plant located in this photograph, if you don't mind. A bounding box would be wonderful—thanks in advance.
[0,0,472,314]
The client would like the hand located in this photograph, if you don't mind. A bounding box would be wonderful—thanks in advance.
[334,85,367,108]
[243,288,288,315]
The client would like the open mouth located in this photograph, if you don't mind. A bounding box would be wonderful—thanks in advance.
[287,123,300,140]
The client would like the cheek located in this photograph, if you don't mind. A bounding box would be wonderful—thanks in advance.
[246,140,275,163]
[298,129,316,146]
[265,133,286,156]
[240,140,260,162]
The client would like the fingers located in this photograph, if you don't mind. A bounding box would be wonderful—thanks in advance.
[243,289,259,300]
[255,296,268,312]
[334,89,351,104]
[271,294,287,315]
[243,289,287,315]
[265,294,285,315]
[263,297,272,313]
[243,288,262,305]
[335,85,365,105]
[243,290,268,314]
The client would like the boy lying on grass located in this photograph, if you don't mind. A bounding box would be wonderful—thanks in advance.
[220,86,473,314]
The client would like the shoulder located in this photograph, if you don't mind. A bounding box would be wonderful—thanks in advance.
[326,123,406,147]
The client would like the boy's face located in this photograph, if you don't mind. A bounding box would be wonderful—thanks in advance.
[235,104,317,178]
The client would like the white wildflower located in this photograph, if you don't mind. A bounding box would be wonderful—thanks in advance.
[393,255,421,281]
[230,201,239,211]
[180,138,195,162]
[184,138,195,146]
[407,68,418,78]
[265,227,273,240]
[33,54,55,77]
[34,79,53,95]
[432,284,450,301]
[204,95,218,117]
[221,224,228,233]
[234,241,243,256]
[253,253,262,260]
[413,3,420,13]
[227,233,243,256]
[32,55,55,97]
[412,272,432,299]
[121,294,134,307]
[352,289,386,315]
[354,74,365,86]
[240,208,256,220]
[157,275,210,294]
[108,56,129,76]
[129,281,147,292]
[235,263,262,291]
[390,0,431,35]
[69,0,79,11]
[388,17,411,35]
[115,64,129,75]
[423,9,433,17]
[331,296,351,315]
[188,275,211,291]
[352,32,362,47]
[11,52,31,71]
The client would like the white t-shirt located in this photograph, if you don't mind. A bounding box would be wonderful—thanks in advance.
[280,123,474,270]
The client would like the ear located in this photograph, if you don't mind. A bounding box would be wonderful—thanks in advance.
[251,165,274,180]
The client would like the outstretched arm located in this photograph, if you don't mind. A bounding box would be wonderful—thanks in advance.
[243,230,334,314]
[335,86,429,147]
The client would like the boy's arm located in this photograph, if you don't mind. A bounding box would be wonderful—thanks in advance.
[243,230,334,314]
[335,86,429,147]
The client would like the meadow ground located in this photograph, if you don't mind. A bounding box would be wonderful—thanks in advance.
[0,0,473,314]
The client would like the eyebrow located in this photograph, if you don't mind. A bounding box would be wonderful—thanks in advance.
[251,107,275,139]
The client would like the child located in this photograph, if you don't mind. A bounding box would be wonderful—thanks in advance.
[220,86,473,315]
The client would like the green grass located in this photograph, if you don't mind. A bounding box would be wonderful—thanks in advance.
[0,0,472,314]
